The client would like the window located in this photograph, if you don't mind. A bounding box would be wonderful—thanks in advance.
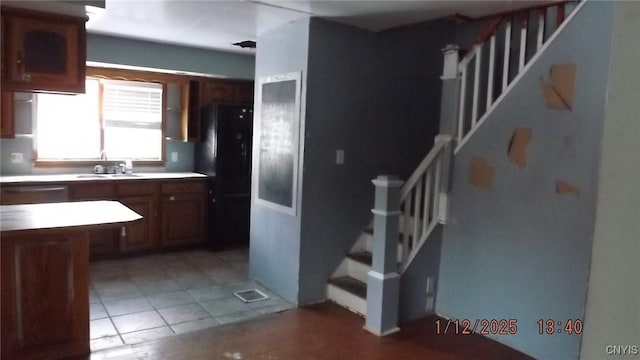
[35,78,164,162]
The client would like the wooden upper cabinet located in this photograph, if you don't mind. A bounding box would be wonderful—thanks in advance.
[2,8,86,94]
[233,81,254,106]
[201,80,234,105]
[1,90,14,138]
[200,80,254,106]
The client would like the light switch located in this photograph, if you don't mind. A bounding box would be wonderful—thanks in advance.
[336,149,344,165]
[171,152,178,162]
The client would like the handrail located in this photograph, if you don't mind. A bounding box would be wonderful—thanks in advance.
[455,0,583,152]
[400,135,451,202]
[459,1,576,71]
[395,135,452,273]
[474,16,505,45]
[458,1,577,22]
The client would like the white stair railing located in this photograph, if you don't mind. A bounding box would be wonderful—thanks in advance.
[398,135,452,272]
[455,1,580,152]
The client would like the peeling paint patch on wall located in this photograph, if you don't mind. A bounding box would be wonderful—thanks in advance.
[541,64,577,110]
[507,128,532,169]
[468,156,493,188]
[556,180,580,195]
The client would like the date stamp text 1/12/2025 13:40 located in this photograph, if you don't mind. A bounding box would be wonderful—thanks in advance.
[434,318,584,335]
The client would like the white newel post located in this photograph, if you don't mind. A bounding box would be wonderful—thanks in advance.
[439,44,461,141]
[365,175,404,336]
[438,45,460,219]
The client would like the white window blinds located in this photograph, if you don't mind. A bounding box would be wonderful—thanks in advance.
[103,80,163,127]
[102,80,163,160]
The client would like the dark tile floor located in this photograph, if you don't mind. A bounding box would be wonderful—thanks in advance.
[89,249,294,351]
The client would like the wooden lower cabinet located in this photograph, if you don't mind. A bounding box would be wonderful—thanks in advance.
[161,192,206,248]
[119,195,156,252]
[1,230,89,360]
[70,182,119,259]
[5,178,206,258]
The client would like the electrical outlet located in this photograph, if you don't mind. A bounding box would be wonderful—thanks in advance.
[336,149,344,165]
[171,152,178,162]
[10,153,23,164]
[426,296,434,312]
[426,276,435,293]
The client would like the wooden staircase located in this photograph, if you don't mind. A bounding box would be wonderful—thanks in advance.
[326,222,413,316]
[325,0,583,330]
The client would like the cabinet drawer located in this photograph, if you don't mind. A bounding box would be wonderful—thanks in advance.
[71,183,116,200]
[1,185,68,204]
[161,181,206,194]
[118,182,156,197]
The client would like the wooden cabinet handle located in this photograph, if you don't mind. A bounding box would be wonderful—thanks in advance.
[16,51,23,73]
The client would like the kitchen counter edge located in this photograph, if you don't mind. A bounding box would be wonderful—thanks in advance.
[0,172,208,185]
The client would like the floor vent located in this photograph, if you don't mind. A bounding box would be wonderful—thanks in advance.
[233,289,269,303]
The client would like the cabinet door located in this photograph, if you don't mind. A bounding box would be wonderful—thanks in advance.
[234,82,254,106]
[187,80,201,142]
[119,196,155,252]
[201,80,234,105]
[1,231,89,359]
[5,14,85,93]
[0,90,14,138]
[161,193,206,247]
[70,183,119,259]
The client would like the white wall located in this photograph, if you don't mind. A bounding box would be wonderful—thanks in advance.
[580,2,640,358]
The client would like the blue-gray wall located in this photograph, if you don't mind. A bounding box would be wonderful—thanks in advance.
[300,18,455,312]
[436,2,614,359]
[87,33,255,80]
[0,34,251,175]
[251,16,454,306]
[249,18,310,304]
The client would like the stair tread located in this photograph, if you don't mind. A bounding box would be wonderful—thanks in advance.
[347,251,372,266]
[328,276,367,299]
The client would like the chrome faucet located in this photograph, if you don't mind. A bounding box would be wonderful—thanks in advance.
[99,150,108,161]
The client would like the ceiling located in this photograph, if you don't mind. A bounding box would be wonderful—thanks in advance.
[6,1,552,55]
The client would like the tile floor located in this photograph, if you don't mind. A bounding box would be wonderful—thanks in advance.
[89,249,294,352]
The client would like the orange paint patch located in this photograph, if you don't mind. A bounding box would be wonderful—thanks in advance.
[556,181,580,195]
[469,157,493,189]
[508,128,532,169]
[541,64,576,110]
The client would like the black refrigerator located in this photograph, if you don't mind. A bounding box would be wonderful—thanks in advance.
[194,105,253,250]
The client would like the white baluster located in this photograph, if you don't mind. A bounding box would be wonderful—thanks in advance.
[486,35,496,109]
[519,17,528,71]
[403,199,412,263]
[537,11,545,50]
[458,67,467,143]
[502,19,512,92]
[471,44,482,127]
[412,176,423,245]
[422,167,432,234]
[433,156,442,224]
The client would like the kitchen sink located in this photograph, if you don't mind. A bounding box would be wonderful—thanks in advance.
[75,174,109,179]
[75,173,141,179]
[110,173,141,178]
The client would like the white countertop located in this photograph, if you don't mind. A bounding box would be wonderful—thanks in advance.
[0,200,143,233]
[0,172,207,184]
